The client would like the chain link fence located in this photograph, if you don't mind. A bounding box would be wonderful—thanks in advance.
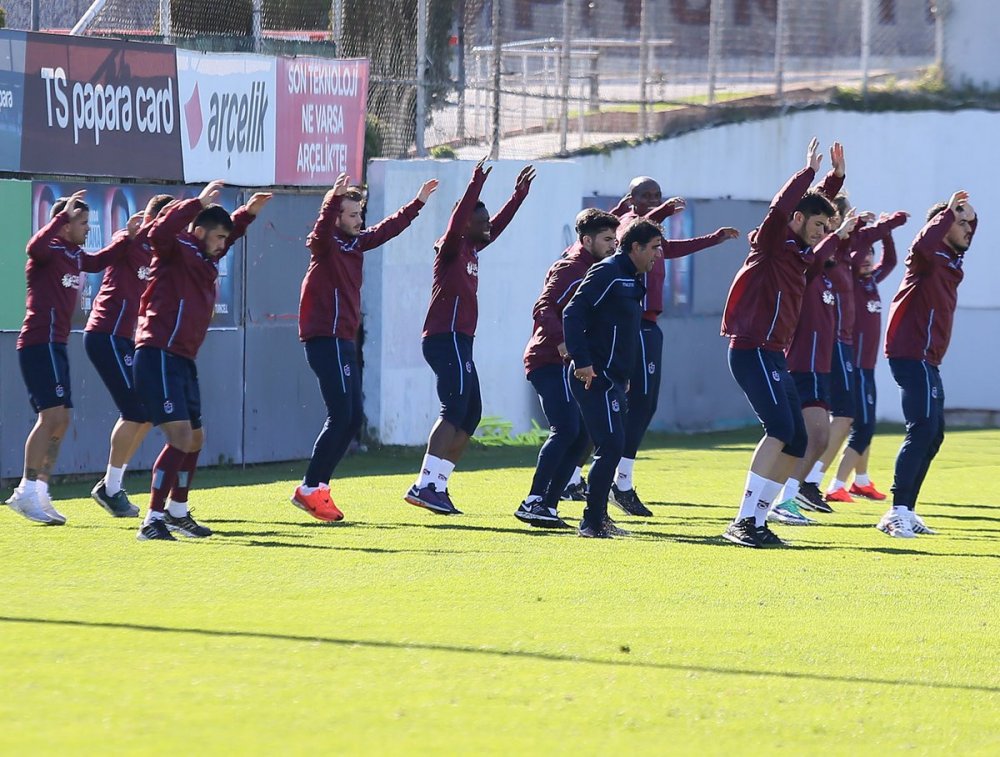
[4,0,940,161]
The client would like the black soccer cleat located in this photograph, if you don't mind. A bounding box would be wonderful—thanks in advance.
[609,485,653,517]
[722,517,760,547]
[602,515,631,537]
[755,523,787,547]
[137,518,177,542]
[797,482,833,513]
[164,510,213,538]
[514,500,570,528]
[91,479,140,518]
[577,520,614,539]
[560,482,587,502]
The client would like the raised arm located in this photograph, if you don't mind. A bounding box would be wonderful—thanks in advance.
[662,227,739,260]
[910,191,967,263]
[26,211,71,264]
[439,159,489,259]
[814,141,845,200]
[483,165,535,248]
[81,226,134,273]
[609,195,631,217]
[222,192,272,257]
[645,197,686,225]
[306,173,350,253]
[872,229,898,283]
[755,138,821,252]
[855,210,908,249]
[359,180,437,252]
[148,198,203,257]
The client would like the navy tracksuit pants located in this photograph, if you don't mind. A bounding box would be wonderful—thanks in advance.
[571,372,627,528]
[304,337,363,487]
[623,321,663,459]
[889,358,945,510]
[527,363,589,508]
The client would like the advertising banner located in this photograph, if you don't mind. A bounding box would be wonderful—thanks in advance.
[27,182,242,331]
[177,50,277,186]
[275,56,368,185]
[20,33,182,180]
[0,30,26,173]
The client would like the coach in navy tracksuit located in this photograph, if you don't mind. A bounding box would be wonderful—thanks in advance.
[563,219,663,538]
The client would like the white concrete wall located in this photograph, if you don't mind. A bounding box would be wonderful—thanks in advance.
[362,109,1000,443]
[943,0,1000,89]
[364,158,582,445]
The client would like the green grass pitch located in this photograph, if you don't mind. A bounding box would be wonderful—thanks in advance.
[1,427,998,753]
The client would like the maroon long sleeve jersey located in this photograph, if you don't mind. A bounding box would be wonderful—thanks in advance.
[721,167,827,351]
[17,211,129,349]
[85,226,156,339]
[828,212,908,346]
[853,231,898,370]
[421,172,529,338]
[784,234,840,373]
[299,194,424,342]
[135,198,253,360]
[616,202,728,322]
[884,209,977,366]
[523,241,598,375]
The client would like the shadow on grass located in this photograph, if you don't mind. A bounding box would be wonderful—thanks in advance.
[2,614,995,695]
[216,537,479,556]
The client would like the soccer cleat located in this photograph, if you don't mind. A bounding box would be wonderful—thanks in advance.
[404,483,457,515]
[91,479,140,518]
[164,510,213,538]
[796,482,832,513]
[876,509,916,539]
[909,511,937,535]
[5,487,60,525]
[514,500,569,528]
[291,484,344,522]
[577,520,613,539]
[768,499,816,526]
[602,515,631,537]
[825,487,855,504]
[850,481,887,501]
[755,523,787,547]
[722,517,760,547]
[609,485,653,517]
[136,517,177,541]
[36,490,67,526]
[440,489,463,516]
[560,482,587,502]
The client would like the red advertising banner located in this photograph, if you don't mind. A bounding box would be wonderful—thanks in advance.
[20,33,183,180]
[274,57,368,186]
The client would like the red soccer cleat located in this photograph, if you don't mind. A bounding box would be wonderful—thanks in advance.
[291,484,344,522]
[850,481,887,501]
[825,487,855,503]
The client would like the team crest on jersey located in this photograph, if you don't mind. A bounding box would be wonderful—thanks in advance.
[138,266,152,281]
[611,399,620,412]
[55,384,65,398]
[866,300,881,313]
[61,273,80,289]
[647,362,656,375]
[771,371,781,382]
[466,261,479,277]
[163,400,174,414]
[343,364,351,376]
[465,361,472,373]
[822,290,835,305]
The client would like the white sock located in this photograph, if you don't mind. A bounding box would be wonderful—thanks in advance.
[855,472,871,486]
[105,465,125,495]
[777,477,800,507]
[805,461,825,485]
[755,478,783,527]
[299,483,319,495]
[568,467,582,486]
[37,480,50,497]
[144,510,165,524]
[737,471,768,520]
[437,459,456,490]
[524,494,543,505]
[893,505,910,515]
[831,478,846,492]
[615,457,635,491]
[167,499,188,517]
[416,454,442,489]
[19,478,37,493]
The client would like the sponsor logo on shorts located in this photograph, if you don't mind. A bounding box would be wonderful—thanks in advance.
[611,398,620,412]
[846,360,854,373]
[55,384,65,398]
[867,393,874,404]
[465,361,472,373]
[647,362,655,375]
[343,363,351,376]
[771,371,781,382]
[931,386,939,399]
[163,400,174,414]
[123,353,133,367]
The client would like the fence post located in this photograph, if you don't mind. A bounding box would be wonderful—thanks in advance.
[934,0,946,71]
[490,0,502,159]
[160,0,171,42]
[707,0,723,104]
[330,0,343,50]
[559,0,573,155]
[252,0,263,53]
[638,0,649,138]
[860,0,872,98]
[415,0,428,156]
[31,0,40,30]
[774,0,786,102]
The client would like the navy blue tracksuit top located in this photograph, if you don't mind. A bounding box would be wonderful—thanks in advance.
[562,250,645,385]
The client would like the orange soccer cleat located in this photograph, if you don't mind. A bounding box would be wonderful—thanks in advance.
[850,481,887,501]
[291,484,344,522]
[825,487,855,503]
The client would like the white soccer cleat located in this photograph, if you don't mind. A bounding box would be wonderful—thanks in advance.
[909,511,936,535]
[876,509,916,539]
[37,489,67,525]
[5,487,60,525]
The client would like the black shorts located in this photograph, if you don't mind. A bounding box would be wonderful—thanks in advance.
[791,370,831,410]
[728,346,807,458]
[18,342,73,413]
[84,331,149,423]
[422,332,482,436]
[829,342,856,418]
[133,346,202,429]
